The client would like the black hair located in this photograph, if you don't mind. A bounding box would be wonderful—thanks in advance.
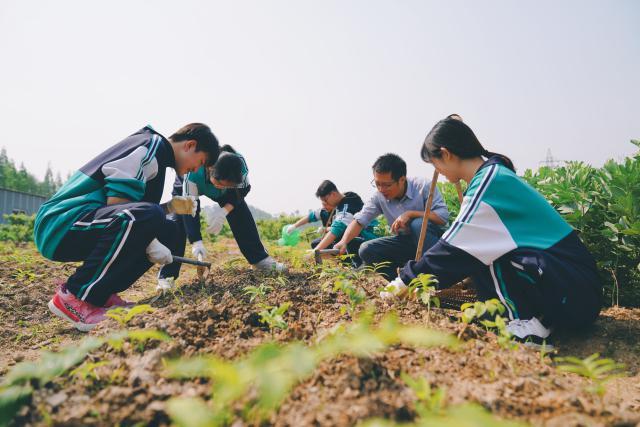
[212,145,243,183]
[421,117,515,172]
[315,180,338,198]
[372,153,407,181]
[169,123,220,166]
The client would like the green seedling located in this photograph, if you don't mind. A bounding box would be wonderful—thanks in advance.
[105,304,155,328]
[407,274,440,324]
[258,302,291,336]
[556,353,625,399]
[243,282,273,303]
[458,299,505,339]
[480,315,517,350]
[106,329,171,352]
[70,361,109,381]
[401,372,447,417]
[333,277,366,317]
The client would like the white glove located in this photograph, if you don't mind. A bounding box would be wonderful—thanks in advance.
[191,240,207,259]
[316,226,325,234]
[146,238,173,265]
[167,196,197,217]
[156,277,175,295]
[379,276,407,299]
[284,224,297,234]
[204,205,228,235]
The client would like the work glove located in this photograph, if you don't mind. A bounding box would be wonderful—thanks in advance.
[204,205,228,235]
[156,277,175,295]
[191,240,207,260]
[146,238,173,265]
[316,225,326,234]
[167,196,197,216]
[284,224,297,234]
[379,276,408,299]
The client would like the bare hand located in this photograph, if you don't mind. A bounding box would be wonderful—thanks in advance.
[334,240,348,255]
[391,212,412,233]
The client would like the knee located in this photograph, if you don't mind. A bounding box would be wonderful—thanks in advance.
[359,240,375,263]
[409,218,423,236]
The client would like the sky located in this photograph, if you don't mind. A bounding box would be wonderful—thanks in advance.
[0,0,638,215]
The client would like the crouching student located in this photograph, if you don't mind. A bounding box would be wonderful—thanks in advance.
[334,154,449,279]
[285,180,380,265]
[157,145,286,292]
[385,116,602,345]
[34,124,220,331]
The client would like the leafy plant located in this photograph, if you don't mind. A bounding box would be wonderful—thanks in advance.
[258,302,291,336]
[407,274,440,324]
[106,329,171,352]
[105,304,155,327]
[480,315,517,350]
[401,372,447,417]
[556,353,625,398]
[333,277,366,317]
[242,282,273,303]
[458,299,506,339]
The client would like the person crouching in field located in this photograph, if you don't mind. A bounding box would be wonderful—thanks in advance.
[34,124,220,331]
[334,154,449,279]
[156,145,286,293]
[285,180,380,266]
[384,116,602,345]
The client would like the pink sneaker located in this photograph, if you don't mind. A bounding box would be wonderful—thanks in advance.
[47,286,108,332]
[104,294,136,308]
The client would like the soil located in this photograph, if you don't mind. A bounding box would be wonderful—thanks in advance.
[1,240,639,426]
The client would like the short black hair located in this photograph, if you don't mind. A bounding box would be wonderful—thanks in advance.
[372,153,406,181]
[315,180,338,198]
[169,123,220,166]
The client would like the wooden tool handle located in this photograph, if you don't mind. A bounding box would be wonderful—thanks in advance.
[415,170,440,261]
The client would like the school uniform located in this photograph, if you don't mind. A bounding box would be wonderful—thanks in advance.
[159,152,268,279]
[34,126,180,306]
[400,156,602,328]
[308,192,379,264]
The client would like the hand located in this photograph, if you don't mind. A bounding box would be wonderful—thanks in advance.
[191,240,207,259]
[316,225,326,234]
[156,277,175,295]
[379,276,408,299]
[206,215,225,235]
[168,196,197,216]
[391,212,412,234]
[284,224,297,234]
[333,240,348,255]
[146,238,173,265]
[203,205,228,235]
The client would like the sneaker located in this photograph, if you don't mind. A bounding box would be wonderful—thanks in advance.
[506,317,554,349]
[253,256,288,273]
[47,286,108,332]
[104,294,135,309]
[156,277,175,294]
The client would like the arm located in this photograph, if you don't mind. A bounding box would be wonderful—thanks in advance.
[292,216,310,229]
[334,220,364,254]
[314,232,338,251]
[391,209,445,233]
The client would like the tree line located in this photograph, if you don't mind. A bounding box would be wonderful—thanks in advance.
[0,148,63,197]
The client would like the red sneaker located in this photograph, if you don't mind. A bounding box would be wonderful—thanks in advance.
[47,286,108,332]
[104,294,136,309]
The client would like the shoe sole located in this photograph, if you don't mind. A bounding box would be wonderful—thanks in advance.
[47,298,97,332]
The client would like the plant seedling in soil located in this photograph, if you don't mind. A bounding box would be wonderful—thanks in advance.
[333,277,366,317]
[401,372,447,417]
[258,302,291,337]
[556,353,625,402]
[458,299,505,339]
[480,315,518,350]
[243,282,273,303]
[406,274,440,324]
[70,361,109,382]
[105,304,155,328]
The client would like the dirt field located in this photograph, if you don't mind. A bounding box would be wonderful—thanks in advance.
[1,239,639,426]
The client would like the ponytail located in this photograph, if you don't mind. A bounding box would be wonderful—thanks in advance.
[421,117,515,173]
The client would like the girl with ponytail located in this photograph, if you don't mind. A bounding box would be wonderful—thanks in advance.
[385,115,602,347]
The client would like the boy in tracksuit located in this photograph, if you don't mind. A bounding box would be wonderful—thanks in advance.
[34,124,219,331]
[285,180,380,265]
[157,146,285,292]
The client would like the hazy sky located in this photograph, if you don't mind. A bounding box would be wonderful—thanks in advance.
[1,1,638,215]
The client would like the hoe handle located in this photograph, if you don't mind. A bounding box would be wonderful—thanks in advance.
[415,170,439,262]
[173,255,211,268]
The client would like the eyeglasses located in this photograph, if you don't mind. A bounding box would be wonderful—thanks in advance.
[371,179,398,190]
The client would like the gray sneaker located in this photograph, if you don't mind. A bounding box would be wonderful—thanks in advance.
[253,256,288,273]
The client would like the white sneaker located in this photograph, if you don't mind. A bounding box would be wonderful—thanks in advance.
[253,256,288,273]
[379,277,407,299]
[156,277,175,294]
[506,317,553,348]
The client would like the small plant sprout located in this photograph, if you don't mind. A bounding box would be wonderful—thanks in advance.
[105,304,155,328]
[70,361,109,382]
[480,315,517,350]
[258,302,291,337]
[401,372,447,417]
[243,282,273,303]
[333,277,366,317]
[407,274,440,323]
[458,299,505,339]
[556,353,625,401]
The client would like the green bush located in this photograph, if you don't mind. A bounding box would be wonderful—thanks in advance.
[256,215,301,241]
[523,140,640,307]
[0,214,35,243]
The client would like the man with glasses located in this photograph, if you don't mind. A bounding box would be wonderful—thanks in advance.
[334,153,448,280]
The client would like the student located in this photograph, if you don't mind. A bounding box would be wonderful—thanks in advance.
[157,145,285,292]
[334,154,449,279]
[385,116,602,344]
[285,180,379,264]
[34,124,220,331]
